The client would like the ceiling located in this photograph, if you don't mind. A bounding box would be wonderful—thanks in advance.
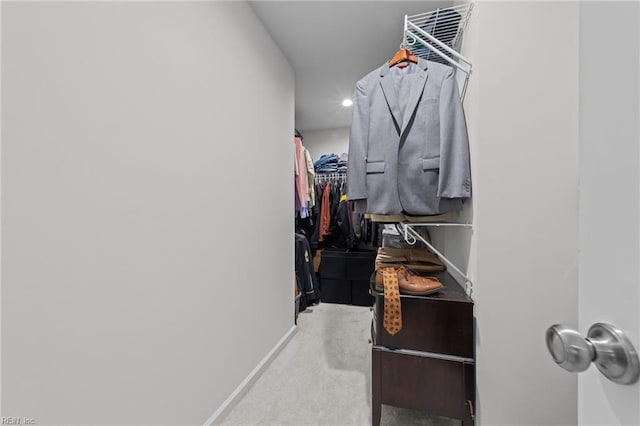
[249,1,453,133]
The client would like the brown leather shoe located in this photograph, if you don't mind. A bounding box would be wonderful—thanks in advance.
[375,265,443,295]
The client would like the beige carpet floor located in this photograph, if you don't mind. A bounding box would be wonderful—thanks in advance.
[220,303,459,426]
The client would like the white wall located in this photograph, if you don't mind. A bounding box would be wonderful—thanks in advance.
[1,2,294,425]
[578,3,640,424]
[300,127,349,162]
[462,2,580,424]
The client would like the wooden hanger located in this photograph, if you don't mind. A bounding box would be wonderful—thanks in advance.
[389,48,418,68]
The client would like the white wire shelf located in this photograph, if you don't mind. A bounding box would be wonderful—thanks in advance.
[405,4,473,62]
[402,3,474,100]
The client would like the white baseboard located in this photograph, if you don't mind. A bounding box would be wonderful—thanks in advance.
[203,325,298,425]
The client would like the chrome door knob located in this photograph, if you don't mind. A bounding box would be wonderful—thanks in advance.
[546,325,595,372]
[546,323,640,385]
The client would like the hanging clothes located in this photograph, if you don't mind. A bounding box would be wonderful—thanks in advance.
[294,136,310,218]
[318,181,332,242]
[295,232,320,311]
[314,171,376,250]
[303,147,316,207]
[347,58,471,215]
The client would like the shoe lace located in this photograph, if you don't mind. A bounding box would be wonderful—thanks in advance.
[396,265,413,279]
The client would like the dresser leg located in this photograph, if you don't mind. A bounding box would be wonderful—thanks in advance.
[372,348,381,426]
[463,362,476,426]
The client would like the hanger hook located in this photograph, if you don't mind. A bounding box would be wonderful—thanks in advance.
[406,33,417,47]
[402,224,417,246]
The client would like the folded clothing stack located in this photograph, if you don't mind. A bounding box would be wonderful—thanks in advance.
[375,246,444,272]
[337,152,348,173]
[314,153,339,173]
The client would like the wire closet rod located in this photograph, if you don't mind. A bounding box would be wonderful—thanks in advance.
[314,173,346,181]
[402,222,472,228]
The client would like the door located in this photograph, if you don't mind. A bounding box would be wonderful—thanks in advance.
[576,2,639,424]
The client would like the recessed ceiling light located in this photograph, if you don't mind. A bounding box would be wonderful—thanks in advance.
[342,99,353,107]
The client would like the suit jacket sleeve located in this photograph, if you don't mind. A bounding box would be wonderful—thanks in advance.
[347,79,369,201]
[438,68,472,199]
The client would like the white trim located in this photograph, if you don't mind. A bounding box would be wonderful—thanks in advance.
[203,325,297,426]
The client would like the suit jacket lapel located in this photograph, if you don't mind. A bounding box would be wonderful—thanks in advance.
[400,60,429,135]
[379,66,402,135]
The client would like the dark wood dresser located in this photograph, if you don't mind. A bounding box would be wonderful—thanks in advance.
[370,272,475,426]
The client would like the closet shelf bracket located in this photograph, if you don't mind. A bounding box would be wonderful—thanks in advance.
[401,222,474,297]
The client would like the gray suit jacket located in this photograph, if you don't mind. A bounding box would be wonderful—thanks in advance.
[347,59,471,215]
